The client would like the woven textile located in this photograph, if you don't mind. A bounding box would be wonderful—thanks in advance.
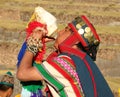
[34,55,84,97]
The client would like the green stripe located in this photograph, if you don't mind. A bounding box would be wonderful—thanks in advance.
[34,63,67,97]
[0,82,13,87]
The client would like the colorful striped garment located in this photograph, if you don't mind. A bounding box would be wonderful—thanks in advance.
[34,55,84,97]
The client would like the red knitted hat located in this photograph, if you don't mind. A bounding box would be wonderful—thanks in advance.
[26,21,47,39]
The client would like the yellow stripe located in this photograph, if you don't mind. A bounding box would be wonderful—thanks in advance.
[26,13,36,28]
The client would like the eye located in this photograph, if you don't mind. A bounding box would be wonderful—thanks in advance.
[37,29,42,32]
[65,26,72,32]
[65,26,69,31]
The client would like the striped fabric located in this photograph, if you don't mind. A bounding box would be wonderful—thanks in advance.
[34,55,84,97]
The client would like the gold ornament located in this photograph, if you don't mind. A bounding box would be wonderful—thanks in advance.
[76,23,81,29]
[85,27,91,33]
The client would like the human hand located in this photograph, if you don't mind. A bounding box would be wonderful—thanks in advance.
[26,30,45,56]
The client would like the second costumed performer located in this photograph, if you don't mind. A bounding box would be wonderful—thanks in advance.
[16,6,57,97]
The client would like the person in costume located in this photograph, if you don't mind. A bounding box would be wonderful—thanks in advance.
[17,15,114,97]
[16,6,57,97]
[0,71,14,97]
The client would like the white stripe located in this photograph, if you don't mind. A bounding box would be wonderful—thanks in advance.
[47,84,60,97]
[42,61,77,97]
[21,88,32,97]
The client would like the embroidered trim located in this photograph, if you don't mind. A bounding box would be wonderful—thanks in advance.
[53,57,83,94]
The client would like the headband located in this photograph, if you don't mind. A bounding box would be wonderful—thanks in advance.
[0,71,14,87]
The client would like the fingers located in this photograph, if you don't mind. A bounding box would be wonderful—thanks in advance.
[26,34,43,56]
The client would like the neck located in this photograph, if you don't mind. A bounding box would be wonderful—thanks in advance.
[59,43,86,59]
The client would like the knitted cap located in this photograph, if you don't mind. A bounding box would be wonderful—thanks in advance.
[0,71,14,87]
[68,15,100,49]
[66,15,100,61]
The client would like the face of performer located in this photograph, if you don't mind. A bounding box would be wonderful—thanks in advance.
[54,27,71,50]
[0,87,13,97]
[32,28,48,40]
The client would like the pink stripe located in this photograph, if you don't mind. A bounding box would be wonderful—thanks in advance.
[54,57,83,93]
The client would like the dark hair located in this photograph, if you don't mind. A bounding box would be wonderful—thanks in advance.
[76,42,99,61]
[0,84,14,91]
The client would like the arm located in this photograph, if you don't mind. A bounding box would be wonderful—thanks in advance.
[17,50,43,81]
[17,30,45,81]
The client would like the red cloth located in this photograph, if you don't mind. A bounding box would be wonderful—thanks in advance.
[34,39,46,63]
[26,21,47,39]
[26,21,47,63]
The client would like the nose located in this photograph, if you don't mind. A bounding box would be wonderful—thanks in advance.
[54,41,57,49]
[54,38,59,50]
[45,30,48,34]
